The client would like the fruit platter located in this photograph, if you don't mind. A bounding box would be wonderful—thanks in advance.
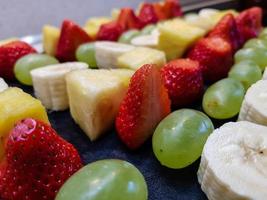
[0,0,267,199]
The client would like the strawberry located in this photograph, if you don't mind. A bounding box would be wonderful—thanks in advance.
[188,37,233,83]
[138,3,159,26]
[163,0,183,18]
[0,41,36,80]
[208,14,241,53]
[118,8,144,30]
[153,3,168,20]
[116,64,171,149]
[236,7,263,45]
[56,19,92,62]
[97,21,124,41]
[161,59,203,108]
[0,118,82,200]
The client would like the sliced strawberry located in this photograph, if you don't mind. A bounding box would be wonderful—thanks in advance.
[0,118,82,200]
[97,21,124,41]
[188,37,233,83]
[161,59,204,108]
[153,3,168,20]
[138,3,159,26]
[0,41,36,80]
[116,64,171,149]
[208,14,241,53]
[118,8,144,30]
[236,7,263,44]
[56,19,92,62]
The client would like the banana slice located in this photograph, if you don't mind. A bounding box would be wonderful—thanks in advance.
[198,121,267,200]
[95,41,135,69]
[0,78,8,92]
[238,80,267,125]
[31,62,88,111]
[184,13,213,31]
[131,34,158,48]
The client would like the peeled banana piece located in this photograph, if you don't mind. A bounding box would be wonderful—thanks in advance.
[95,41,135,69]
[31,62,88,111]
[0,78,8,92]
[238,80,267,125]
[131,29,159,48]
[198,121,267,200]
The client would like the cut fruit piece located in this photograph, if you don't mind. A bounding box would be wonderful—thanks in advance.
[84,17,111,38]
[0,78,8,92]
[117,47,166,70]
[95,41,135,69]
[0,87,49,157]
[157,19,205,60]
[31,62,88,111]
[238,80,267,125]
[198,121,267,200]
[66,69,134,141]
[131,33,158,48]
[42,25,60,56]
[184,13,213,31]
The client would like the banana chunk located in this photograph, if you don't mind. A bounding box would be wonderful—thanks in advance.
[238,80,267,125]
[31,62,88,111]
[198,121,267,200]
[66,69,134,141]
[95,41,135,69]
[0,78,8,92]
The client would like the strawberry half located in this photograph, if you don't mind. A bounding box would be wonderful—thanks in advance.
[118,8,144,30]
[0,118,82,200]
[236,7,263,44]
[138,3,159,26]
[163,0,183,18]
[0,41,36,80]
[97,21,124,41]
[161,59,204,108]
[56,19,92,62]
[208,14,241,53]
[116,64,171,149]
[188,37,233,83]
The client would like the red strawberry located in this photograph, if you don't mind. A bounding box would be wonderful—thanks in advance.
[0,41,36,80]
[0,118,82,200]
[118,8,144,30]
[116,64,171,149]
[188,37,233,83]
[97,21,124,41]
[163,0,183,18]
[138,3,159,26]
[56,20,92,62]
[161,59,204,108]
[153,3,168,20]
[208,14,241,53]
[236,7,263,45]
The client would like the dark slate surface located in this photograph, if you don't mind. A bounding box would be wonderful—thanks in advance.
[9,81,237,200]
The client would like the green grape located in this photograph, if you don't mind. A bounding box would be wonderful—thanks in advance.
[152,109,214,169]
[234,48,267,71]
[118,29,141,44]
[76,42,97,68]
[244,38,267,50]
[14,53,59,85]
[141,24,156,35]
[56,159,148,200]
[259,27,267,39]
[228,60,262,90]
[202,78,245,119]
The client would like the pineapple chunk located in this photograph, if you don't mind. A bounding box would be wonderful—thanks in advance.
[84,17,111,38]
[117,47,166,70]
[157,19,206,60]
[0,87,49,159]
[66,69,134,141]
[0,38,19,46]
[42,25,60,56]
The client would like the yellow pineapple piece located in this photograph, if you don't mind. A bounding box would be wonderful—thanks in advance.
[157,19,206,60]
[42,25,60,56]
[66,69,134,141]
[117,47,166,70]
[0,38,19,46]
[0,87,49,138]
[84,17,111,38]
